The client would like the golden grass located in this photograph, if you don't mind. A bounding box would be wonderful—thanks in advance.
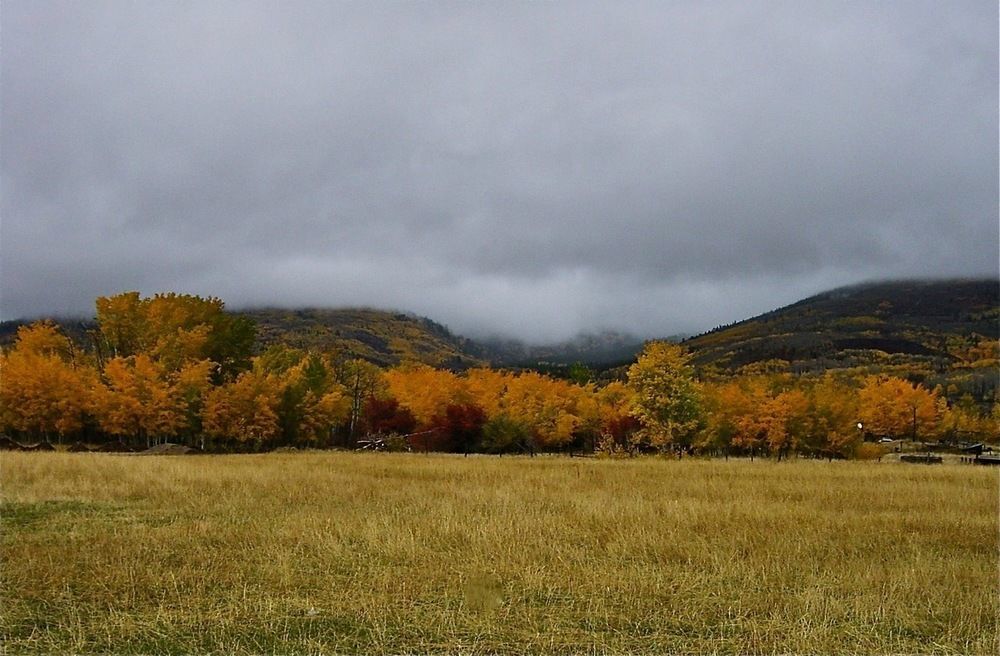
[1,452,997,654]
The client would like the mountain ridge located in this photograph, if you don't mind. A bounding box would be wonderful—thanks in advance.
[680,278,998,402]
[2,279,996,380]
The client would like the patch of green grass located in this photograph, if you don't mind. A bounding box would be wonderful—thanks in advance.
[0,500,119,531]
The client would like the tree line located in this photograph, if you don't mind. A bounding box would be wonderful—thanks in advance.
[1,292,996,456]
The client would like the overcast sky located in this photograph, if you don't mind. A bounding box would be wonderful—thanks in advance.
[2,1,997,341]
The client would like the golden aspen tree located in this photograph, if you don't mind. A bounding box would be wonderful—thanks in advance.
[699,380,748,453]
[858,376,939,440]
[0,322,97,442]
[803,375,862,460]
[93,355,180,446]
[730,379,771,458]
[95,291,255,379]
[595,381,639,452]
[383,364,467,428]
[465,368,510,417]
[765,389,809,458]
[202,369,282,448]
[0,351,90,441]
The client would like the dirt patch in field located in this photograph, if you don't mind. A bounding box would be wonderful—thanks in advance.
[0,436,23,450]
[21,442,55,452]
[136,443,202,456]
[95,441,134,453]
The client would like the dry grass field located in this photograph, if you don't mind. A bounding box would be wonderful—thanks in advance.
[1,452,997,654]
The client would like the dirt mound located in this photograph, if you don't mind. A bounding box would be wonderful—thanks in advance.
[95,441,134,453]
[136,443,202,455]
[67,442,93,452]
[22,442,56,451]
[0,436,24,450]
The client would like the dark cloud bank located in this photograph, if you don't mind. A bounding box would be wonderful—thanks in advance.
[2,1,996,342]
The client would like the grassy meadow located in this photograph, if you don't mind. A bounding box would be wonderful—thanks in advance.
[1,452,997,654]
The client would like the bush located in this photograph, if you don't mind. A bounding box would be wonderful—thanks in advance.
[481,415,532,454]
[855,442,889,460]
[383,434,410,452]
[596,432,631,458]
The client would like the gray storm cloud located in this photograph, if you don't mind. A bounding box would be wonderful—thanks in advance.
[2,0,996,341]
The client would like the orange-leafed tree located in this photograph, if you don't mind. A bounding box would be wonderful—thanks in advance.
[259,347,349,447]
[201,369,281,450]
[172,359,216,445]
[92,354,181,446]
[595,381,640,452]
[95,291,254,379]
[95,292,148,359]
[765,389,810,459]
[465,367,598,451]
[383,363,467,428]
[464,367,510,417]
[498,371,591,450]
[858,375,940,441]
[805,375,862,459]
[0,322,97,442]
[699,380,751,454]
[729,379,771,459]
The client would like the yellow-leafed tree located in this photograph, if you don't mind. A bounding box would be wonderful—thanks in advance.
[0,322,97,442]
[858,376,939,441]
[202,369,282,448]
[92,355,181,445]
[383,364,467,428]
[626,341,703,451]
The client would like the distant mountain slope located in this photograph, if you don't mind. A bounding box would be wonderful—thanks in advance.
[244,311,651,371]
[240,308,484,369]
[472,331,649,368]
[0,318,96,348]
[683,279,998,377]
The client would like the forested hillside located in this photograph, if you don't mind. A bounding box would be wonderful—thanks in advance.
[241,308,483,369]
[683,279,998,401]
